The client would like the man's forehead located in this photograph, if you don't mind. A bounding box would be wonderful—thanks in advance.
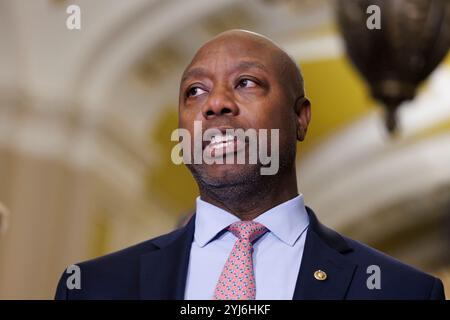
[192,34,276,63]
[182,38,280,80]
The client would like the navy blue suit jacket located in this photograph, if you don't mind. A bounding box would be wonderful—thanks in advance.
[55,208,445,299]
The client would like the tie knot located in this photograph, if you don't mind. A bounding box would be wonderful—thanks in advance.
[228,221,268,242]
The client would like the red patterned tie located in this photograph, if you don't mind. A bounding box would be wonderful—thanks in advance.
[213,221,268,300]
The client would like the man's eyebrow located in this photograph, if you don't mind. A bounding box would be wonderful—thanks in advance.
[181,61,269,84]
[181,67,208,84]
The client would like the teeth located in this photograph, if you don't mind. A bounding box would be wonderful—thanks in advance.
[210,134,234,145]
[211,141,233,150]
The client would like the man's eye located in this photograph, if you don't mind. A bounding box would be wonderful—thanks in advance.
[237,78,257,89]
[186,87,207,98]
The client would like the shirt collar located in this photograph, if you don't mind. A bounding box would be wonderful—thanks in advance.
[194,194,309,247]
[194,197,240,247]
[253,194,309,246]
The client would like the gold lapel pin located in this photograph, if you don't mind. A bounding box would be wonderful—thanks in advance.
[314,270,327,281]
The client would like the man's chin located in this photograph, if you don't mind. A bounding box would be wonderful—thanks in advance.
[190,163,260,188]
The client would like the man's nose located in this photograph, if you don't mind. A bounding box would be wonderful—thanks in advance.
[202,87,239,119]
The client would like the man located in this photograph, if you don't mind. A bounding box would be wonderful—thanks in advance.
[55,30,445,300]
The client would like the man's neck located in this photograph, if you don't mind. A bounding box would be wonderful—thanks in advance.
[198,170,298,221]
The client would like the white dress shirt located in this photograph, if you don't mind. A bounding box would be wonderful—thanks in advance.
[184,194,310,299]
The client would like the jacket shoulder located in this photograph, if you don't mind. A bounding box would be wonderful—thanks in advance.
[342,236,445,299]
[55,227,185,299]
[306,207,445,299]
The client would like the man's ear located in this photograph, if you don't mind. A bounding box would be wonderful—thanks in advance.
[295,97,311,142]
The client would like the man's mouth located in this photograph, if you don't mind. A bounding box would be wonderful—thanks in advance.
[203,131,247,158]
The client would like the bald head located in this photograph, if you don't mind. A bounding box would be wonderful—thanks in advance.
[182,29,305,102]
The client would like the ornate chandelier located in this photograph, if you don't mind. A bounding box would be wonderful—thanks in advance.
[336,0,450,133]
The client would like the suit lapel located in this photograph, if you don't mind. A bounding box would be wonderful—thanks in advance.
[293,208,357,299]
[139,215,195,299]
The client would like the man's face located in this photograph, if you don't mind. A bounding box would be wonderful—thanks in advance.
[178,35,298,187]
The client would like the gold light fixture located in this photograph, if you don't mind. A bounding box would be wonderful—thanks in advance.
[337,0,450,133]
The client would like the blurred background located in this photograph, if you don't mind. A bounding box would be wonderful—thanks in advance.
[0,0,449,299]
